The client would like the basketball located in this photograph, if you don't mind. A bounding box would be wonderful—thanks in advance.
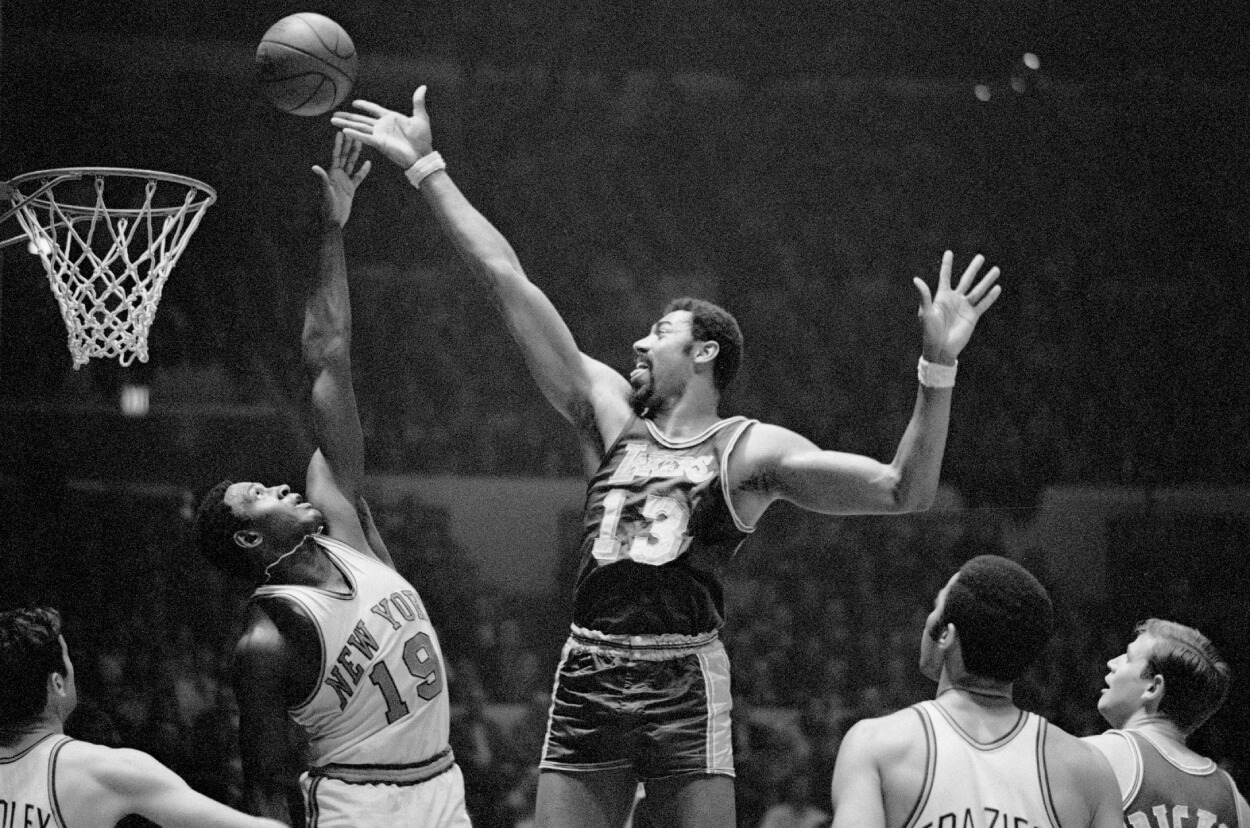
[255,13,357,117]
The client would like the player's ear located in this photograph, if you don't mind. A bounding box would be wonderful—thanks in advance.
[48,671,66,698]
[938,623,957,651]
[694,339,719,365]
[1143,672,1165,706]
[233,529,263,549]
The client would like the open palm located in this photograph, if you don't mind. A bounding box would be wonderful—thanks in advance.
[914,251,1001,361]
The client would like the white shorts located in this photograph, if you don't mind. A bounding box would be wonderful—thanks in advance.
[301,763,472,827]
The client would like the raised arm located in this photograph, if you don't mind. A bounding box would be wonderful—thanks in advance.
[332,87,632,455]
[732,251,1000,522]
[300,133,390,559]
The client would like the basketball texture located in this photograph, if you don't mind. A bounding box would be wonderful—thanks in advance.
[256,13,357,117]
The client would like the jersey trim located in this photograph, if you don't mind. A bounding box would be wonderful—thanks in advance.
[1130,728,1219,775]
[47,735,71,828]
[902,705,938,828]
[641,415,748,450]
[718,418,758,533]
[1035,718,1061,828]
[310,746,457,785]
[1109,728,1145,807]
[930,701,1028,750]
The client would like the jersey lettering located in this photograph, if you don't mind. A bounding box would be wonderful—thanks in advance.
[609,443,715,484]
[592,489,692,566]
[918,809,1036,828]
[0,800,54,828]
[368,631,445,722]
[1125,806,1225,828]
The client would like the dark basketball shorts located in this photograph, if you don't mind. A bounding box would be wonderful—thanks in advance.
[539,624,734,780]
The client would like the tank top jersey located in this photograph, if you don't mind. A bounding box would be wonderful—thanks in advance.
[903,700,1061,828]
[0,734,71,828]
[1113,729,1241,828]
[573,414,756,635]
[250,535,451,768]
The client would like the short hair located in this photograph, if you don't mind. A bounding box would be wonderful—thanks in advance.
[1136,618,1231,734]
[193,479,256,582]
[937,554,1054,682]
[0,607,66,730]
[663,297,744,392]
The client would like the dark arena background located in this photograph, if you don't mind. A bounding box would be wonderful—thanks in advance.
[1,1,1248,825]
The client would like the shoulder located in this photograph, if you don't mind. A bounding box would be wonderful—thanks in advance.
[1043,722,1123,810]
[234,599,316,675]
[58,741,178,794]
[840,706,928,765]
[1081,730,1136,776]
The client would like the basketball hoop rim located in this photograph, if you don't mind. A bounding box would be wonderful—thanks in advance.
[5,167,218,217]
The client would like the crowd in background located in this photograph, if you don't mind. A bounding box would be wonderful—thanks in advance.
[1,33,1248,828]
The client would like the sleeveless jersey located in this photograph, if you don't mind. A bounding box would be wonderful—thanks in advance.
[251,536,451,768]
[573,415,756,635]
[1113,729,1241,828]
[904,700,1060,828]
[0,734,70,828]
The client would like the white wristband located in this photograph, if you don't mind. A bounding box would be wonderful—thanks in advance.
[404,152,446,189]
[917,356,957,388]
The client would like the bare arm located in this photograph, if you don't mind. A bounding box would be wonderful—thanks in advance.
[233,605,312,824]
[66,743,287,828]
[332,87,633,454]
[301,134,387,559]
[733,251,1001,522]
[829,720,888,828]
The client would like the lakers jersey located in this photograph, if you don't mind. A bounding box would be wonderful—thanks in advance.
[251,536,451,769]
[904,700,1060,828]
[574,415,756,635]
[1113,729,1241,828]
[0,734,70,828]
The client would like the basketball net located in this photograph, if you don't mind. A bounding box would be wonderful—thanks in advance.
[2,168,217,368]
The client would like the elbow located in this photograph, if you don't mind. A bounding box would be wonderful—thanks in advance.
[302,333,350,372]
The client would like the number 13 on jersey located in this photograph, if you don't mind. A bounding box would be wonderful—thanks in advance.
[592,489,692,566]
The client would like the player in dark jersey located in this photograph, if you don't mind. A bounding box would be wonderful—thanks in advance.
[829,555,1123,828]
[192,135,469,826]
[0,606,286,828]
[334,87,1001,828]
[1084,619,1250,827]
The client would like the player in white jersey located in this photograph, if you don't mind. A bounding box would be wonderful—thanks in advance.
[829,555,1124,828]
[333,86,1002,828]
[1084,618,1250,827]
[0,606,287,828]
[192,134,469,826]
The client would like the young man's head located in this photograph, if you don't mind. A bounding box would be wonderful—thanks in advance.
[920,555,1054,684]
[194,479,325,583]
[630,298,743,415]
[0,606,76,736]
[1099,618,1231,735]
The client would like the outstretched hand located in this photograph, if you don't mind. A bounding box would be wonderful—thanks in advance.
[331,86,433,169]
[313,132,371,228]
[913,251,1002,362]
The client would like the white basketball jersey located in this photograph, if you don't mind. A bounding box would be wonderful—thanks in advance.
[252,536,451,767]
[905,700,1060,828]
[0,734,70,828]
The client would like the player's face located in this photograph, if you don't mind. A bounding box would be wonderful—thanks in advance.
[224,481,324,547]
[1098,632,1157,728]
[919,572,958,681]
[630,311,697,413]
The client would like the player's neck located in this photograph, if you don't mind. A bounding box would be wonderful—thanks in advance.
[0,719,61,757]
[936,675,1016,709]
[1122,711,1187,745]
[645,388,721,437]
[265,535,347,590]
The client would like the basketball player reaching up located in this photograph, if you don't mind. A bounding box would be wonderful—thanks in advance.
[0,606,287,828]
[192,134,470,827]
[335,88,999,828]
[829,555,1123,828]
[1084,619,1250,827]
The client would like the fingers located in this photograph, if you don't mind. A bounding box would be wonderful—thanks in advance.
[912,277,933,315]
[975,283,1003,315]
[353,159,373,184]
[311,165,329,184]
[966,266,1000,304]
[349,99,390,117]
[938,250,953,291]
[955,254,985,294]
[330,112,374,133]
[412,85,428,114]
